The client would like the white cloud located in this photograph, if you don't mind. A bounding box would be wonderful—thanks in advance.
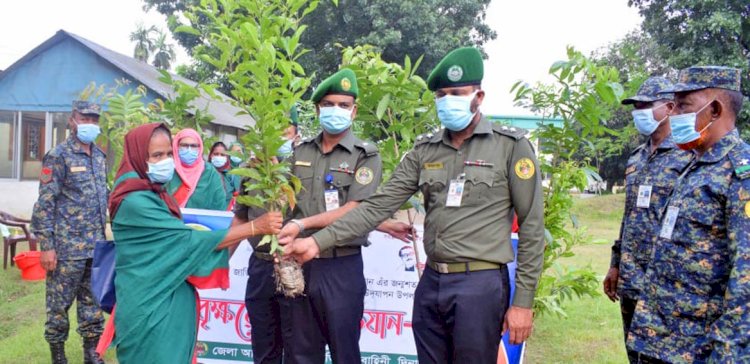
[482,0,642,116]
[0,0,640,117]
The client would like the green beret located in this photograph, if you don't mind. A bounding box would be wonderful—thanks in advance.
[311,68,359,103]
[427,47,484,91]
[289,105,299,126]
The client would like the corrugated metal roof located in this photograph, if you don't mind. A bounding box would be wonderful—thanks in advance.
[1,29,254,129]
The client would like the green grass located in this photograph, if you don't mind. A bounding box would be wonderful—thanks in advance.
[0,250,117,364]
[0,194,626,363]
[525,193,627,364]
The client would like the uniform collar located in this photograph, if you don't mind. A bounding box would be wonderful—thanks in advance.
[652,136,677,151]
[440,115,492,147]
[314,129,355,153]
[66,135,102,155]
[698,128,741,163]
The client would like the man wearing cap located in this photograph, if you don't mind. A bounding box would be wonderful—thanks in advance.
[31,101,108,364]
[627,66,750,363]
[603,77,694,362]
[273,68,411,363]
[284,47,545,363]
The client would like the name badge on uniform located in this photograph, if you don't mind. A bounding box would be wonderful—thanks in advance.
[324,189,340,211]
[70,166,87,173]
[295,161,312,167]
[659,206,679,240]
[446,174,465,207]
[636,185,652,208]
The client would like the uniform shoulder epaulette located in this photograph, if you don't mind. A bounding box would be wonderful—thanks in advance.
[415,128,443,146]
[299,137,315,145]
[354,140,379,157]
[728,142,750,180]
[491,123,527,140]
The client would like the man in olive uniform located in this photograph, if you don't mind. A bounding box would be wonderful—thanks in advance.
[628,66,750,362]
[602,77,693,363]
[261,68,409,363]
[31,101,108,364]
[285,47,545,363]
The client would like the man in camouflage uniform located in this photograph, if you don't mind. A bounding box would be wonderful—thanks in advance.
[31,101,108,364]
[603,77,693,363]
[628,66,750,363]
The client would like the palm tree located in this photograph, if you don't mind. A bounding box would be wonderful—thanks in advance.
[151,30,177,70]
[130,23,156,62]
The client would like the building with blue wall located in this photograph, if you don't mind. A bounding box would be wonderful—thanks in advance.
[0,30,253,181]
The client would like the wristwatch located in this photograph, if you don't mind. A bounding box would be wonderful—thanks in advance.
[289,219,305,233]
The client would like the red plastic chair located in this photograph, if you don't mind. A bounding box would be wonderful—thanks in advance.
[0,211,37,269]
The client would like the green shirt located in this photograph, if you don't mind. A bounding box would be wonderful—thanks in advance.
[313,117,545,308]
[111,188,228,363]
[290,130,382,249]
[166,165,228,211]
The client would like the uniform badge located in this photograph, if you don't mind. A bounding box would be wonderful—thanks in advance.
[341,78,352,91]
[424,162,443,170]
[295,161,312,167]
[40,167,53,184]
[447,65,463,82]
[70,166,87,173]
[745,201,750,218]
[514,158,535,180]
[339,161,349,170]
[355,167,374,185]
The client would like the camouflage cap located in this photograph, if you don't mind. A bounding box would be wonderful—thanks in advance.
[427,47,483,91]
[621,76,674,105]
[311,68,359,103]
[72,100,101,116]
[659,66,742,94]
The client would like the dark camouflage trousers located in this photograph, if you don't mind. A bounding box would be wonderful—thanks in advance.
[620,296,638,364]
[44,258,104,343]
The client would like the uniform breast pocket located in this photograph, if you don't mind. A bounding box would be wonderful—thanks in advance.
[294,166,315,200]
[419,169,447,205]
[464,168,495,205]
[331,171,354,202]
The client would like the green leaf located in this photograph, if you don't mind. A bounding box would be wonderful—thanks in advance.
[376,94,391,120]
[174,25,201,36]
[257,234,272,247]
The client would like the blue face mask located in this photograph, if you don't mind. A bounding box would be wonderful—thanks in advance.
[147,158,175,184]
[278,139,294,157]
[76,123,101,144]
[669,100,714,146]
[211,156,228,169]
[230,155,243,164]
[319,106,353,134]
[631,104,667,136]
[436,92,478,131]
[179,147,200,166]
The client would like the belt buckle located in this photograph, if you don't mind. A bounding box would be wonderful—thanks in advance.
[435,262,450,274]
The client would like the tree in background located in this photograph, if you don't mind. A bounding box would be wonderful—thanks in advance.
[588,30,672,191]
[512,47,625,316]
[629,0,750,137]
[129,22,157,62]
[142,0,496,89]
[151,30,177,70]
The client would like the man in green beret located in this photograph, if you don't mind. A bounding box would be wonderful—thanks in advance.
[628,66,750,363]
[285,47,545,362]
[274,68,412,363]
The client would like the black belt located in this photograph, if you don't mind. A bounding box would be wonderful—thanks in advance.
[317,246,361,259]
[427,260,503,274]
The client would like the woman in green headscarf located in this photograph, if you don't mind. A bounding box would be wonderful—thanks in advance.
[104,123,282,363]
[208,141,241,210]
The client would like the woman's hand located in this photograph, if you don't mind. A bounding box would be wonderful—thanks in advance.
[252,212,283,236]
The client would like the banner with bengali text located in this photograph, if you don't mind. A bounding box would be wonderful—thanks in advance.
[182,208,525,364]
